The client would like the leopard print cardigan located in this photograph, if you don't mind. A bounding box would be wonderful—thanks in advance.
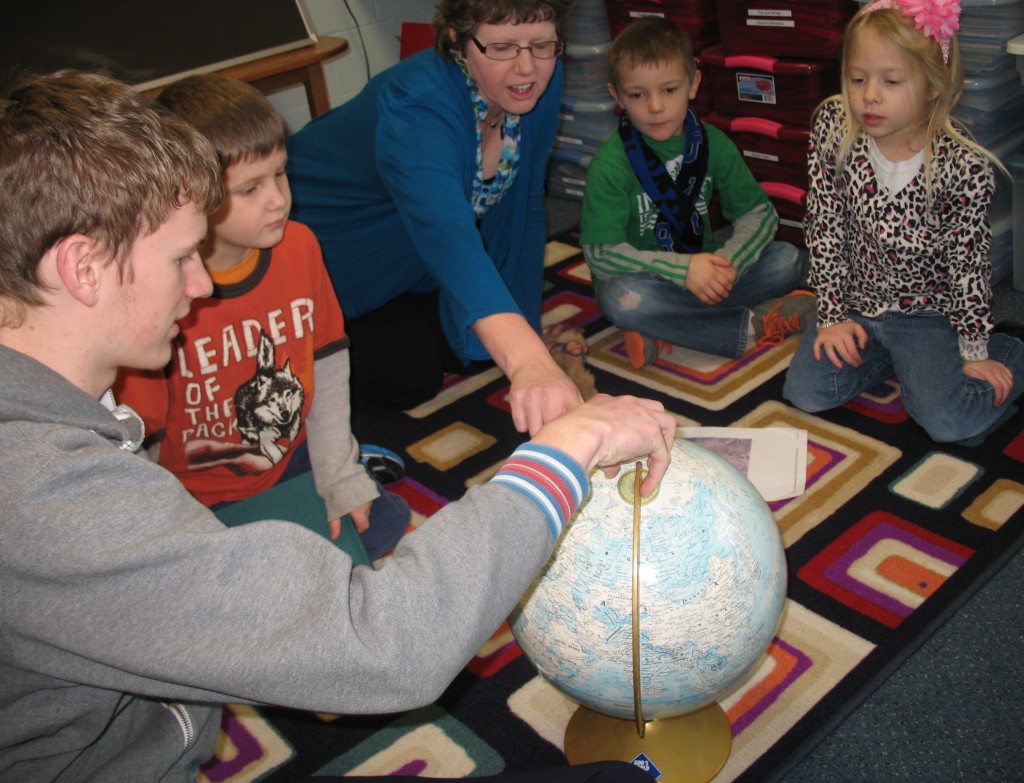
[804,98,996,361]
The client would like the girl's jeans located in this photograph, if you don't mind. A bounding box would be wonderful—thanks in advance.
[783,309,1024,442]
[594,241,805,359]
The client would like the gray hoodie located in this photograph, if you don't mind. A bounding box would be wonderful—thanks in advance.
[0,344,561,781]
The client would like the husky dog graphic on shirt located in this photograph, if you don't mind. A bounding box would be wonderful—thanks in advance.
[233,330,305,465]
[180,328,308,475]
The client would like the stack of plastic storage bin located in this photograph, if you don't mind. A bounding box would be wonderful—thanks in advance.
[551,0,726,203]
[547,0,617,201]
[950,0,1024,287]
[604,0,722,117]
[701,0,855,246]
[605,0,721,49]
[952,0,1024,157]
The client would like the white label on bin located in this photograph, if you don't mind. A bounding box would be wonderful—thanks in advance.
[629,11,666,19]
[744,150,781,163]
[748,8,793,16]
[736,73,777,105]
[746,18,796,27]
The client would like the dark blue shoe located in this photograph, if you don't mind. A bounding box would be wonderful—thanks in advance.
[359,444,405,484]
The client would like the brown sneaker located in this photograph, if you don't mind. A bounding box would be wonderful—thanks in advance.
[623,331,671,369]
[751,290,817,346]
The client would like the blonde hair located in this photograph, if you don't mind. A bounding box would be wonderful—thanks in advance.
[819,6,1006,187]
[0,70,222,324]
[607,17,697,89]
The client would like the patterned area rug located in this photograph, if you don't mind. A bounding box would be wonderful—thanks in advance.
[198,229,1024,783]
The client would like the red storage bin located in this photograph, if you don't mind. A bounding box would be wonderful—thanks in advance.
[705,112,810,189]
[760,181,806,247]
[604,0,721,54]
[699,45,838,128]
[692,60,714,117]
[715,0,856,60]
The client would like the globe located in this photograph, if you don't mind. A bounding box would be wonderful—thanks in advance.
[509,435,787,737]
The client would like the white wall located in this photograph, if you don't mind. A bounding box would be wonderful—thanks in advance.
[268,0,438,133]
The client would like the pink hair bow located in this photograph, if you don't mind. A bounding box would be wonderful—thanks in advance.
[862,0,961,62]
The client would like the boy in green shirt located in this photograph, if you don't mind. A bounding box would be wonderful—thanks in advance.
[581,17,814,368]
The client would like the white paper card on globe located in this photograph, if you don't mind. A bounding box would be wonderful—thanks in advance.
[678,426,808,501]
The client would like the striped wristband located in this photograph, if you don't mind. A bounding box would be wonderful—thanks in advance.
[491,444,589,541]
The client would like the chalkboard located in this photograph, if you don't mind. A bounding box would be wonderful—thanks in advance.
[2,1,316,92]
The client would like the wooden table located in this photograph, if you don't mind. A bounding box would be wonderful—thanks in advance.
[146,36,349,118]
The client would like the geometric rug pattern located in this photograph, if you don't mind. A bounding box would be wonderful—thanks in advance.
[199,229,1024,782]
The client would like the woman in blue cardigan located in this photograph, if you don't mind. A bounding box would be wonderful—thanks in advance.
[287,0,581,434]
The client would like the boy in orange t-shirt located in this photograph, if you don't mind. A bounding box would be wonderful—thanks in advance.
[116,75,409,560]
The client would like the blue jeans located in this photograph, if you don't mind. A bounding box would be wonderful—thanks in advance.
[594,242,805,358]
[783,310,1024,442]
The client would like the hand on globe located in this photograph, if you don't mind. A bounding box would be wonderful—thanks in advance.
[531,393,675,496]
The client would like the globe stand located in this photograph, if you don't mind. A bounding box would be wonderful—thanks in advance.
[563,702,732,783]
[563,465,733,783]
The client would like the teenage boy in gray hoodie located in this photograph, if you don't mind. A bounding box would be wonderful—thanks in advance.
[0,70,674,782]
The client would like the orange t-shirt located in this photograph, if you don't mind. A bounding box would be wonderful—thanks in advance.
[115,221,347,506]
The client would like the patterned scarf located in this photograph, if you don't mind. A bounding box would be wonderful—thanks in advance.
[618,108,708,253]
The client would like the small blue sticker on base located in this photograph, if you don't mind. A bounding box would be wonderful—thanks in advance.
[630,752,662,780]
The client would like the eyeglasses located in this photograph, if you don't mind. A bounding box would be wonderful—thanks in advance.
[470,37,565,61]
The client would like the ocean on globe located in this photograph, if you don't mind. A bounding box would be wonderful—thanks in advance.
[509,436,787,721]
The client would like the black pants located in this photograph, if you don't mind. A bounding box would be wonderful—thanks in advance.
[346,290,493,410]
[307,760,652,782]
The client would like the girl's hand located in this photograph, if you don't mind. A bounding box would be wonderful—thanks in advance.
[814,321,868,368]
[964,359,1014,406]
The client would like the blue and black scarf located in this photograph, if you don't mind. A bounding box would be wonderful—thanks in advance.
[618,108,708,253]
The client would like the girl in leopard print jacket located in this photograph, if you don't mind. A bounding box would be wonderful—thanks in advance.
[783,0,1024,442]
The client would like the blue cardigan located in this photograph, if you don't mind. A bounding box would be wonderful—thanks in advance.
[287,49,563,362]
